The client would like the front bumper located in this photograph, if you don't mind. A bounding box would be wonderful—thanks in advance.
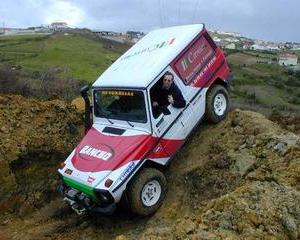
[57,182,116,215]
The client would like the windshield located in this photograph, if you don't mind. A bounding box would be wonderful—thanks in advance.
[94,89,147,123]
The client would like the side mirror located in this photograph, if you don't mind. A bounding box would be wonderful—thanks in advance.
[80,85,92,133]
[80,85,90,97]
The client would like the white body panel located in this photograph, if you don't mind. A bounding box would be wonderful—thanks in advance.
[93,24,203,88]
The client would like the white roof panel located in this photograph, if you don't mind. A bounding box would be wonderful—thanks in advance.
[93,24,204,88]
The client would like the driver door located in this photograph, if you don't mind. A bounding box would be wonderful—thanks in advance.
[148,70,187,155]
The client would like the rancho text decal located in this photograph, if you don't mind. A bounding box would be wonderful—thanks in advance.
[79,145,113,161]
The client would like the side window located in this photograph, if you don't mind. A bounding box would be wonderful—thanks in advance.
[174,35,215,85]
[150,71,186,119]
[150,76,165,119]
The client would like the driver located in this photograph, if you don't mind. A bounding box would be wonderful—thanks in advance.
[151,71,186,117]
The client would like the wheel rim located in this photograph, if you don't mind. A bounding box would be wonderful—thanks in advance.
[141,180,161,207]
[213,93,227,116]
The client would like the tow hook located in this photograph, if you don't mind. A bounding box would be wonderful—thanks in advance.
[63,197,87,216]
[71,203,87,216]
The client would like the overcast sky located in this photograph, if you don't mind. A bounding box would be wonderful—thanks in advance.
[1,0,299,43]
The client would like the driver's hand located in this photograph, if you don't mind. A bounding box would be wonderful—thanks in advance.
[153,101,159,107]
[168,95,174,104]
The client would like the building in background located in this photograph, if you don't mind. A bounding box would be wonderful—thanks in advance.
[225,43,236,50]
[278,54,298,66]
[50,22,68,31]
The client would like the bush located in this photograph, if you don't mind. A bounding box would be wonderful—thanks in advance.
[294,70,300,78]
[286,69,294,75]
[0,64,88,100]
[0,64,19,93]
[272,82,285,89]
[288,97,300,105]
[286,77,300,87]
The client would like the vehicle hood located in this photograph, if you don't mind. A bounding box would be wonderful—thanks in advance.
[70,127,155,173]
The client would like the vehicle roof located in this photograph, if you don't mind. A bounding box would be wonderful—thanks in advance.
[93,24,204,88]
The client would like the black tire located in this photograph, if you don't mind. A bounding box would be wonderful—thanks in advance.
[205,84,230,123]
[127,168,167,216]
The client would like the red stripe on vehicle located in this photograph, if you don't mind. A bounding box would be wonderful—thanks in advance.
[71,128,184,172]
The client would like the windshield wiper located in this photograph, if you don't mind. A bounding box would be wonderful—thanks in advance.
[126,120,134,127]
[105,117,114,124]
[103,111,118,125]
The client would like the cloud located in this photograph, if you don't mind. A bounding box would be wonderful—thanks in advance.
[0,0,299,42]
[43,0,85,26]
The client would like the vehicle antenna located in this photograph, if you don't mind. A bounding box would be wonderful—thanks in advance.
[192,0,200,23]
[158,0,163,27]
[162,0,168,27]
[177,0,181,25]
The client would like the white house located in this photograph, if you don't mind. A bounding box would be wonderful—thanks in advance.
[50,22,68,31]
[267,45,280,51]
[225,43,236,50]
[225,37,239,43]
[278,54,298,66]
[250,44,268,51]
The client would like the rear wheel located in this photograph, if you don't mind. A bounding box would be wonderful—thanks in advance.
[127,168,167,216]
[205,84,230,123]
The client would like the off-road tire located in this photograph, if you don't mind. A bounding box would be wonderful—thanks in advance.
[205,84,230,123]
[127,168,167,216]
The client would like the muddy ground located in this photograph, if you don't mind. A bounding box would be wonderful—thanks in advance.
[0,95,300,240]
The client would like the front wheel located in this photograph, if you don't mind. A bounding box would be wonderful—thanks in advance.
[205,84,230,123]
[127,168,167,216]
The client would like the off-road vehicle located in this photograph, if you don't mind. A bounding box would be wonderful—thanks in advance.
[57,24,232,216]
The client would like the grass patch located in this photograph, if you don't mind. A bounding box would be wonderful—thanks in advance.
[229,51,300,114]
[292,50,300,58]
[0,32,126,100]
[0,33,120,82]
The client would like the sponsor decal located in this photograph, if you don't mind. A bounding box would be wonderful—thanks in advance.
[154,143,165,154]
[155,145,163,153]
[175,36,214,84]
[79,144,114,161]
[120,38,176,61]
[119,162,135,182]
[102,90,134,97]
[192,55,217,85]
[65,168,73,175]
[87,176,95,184]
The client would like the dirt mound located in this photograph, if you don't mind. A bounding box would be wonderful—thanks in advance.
[71,97,85,111]
[269,110,300,135]
[0,94,83,217]
[0,96,300,240]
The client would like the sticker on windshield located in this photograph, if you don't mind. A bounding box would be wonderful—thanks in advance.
[102,91,134,97]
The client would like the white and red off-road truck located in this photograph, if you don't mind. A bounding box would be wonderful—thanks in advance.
[57,24,232,216]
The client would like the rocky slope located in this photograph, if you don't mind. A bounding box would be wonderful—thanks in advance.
[0,95,83,217]
[0,95,299,240]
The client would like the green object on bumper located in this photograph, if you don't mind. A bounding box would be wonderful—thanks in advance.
[63,176,98,201]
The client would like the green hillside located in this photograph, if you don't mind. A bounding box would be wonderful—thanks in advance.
[0,33,120,82]
[0,33,299,115]
[227,50,300,114]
